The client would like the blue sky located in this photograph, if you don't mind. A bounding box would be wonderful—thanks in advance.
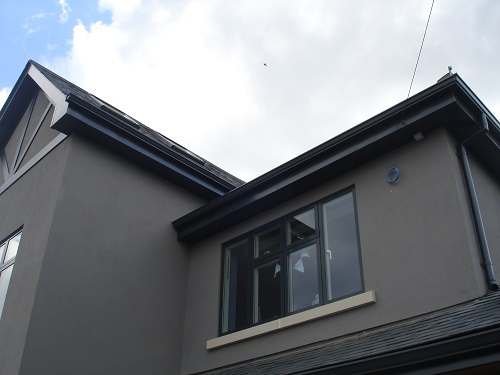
[1,1,499,181]
[0,1,110,88]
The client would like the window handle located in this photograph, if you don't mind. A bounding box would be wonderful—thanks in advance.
[326,249,332,260]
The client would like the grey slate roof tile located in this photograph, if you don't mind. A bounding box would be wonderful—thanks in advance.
[201,292,500,374]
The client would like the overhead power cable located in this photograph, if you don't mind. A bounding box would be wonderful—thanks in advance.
[399,0,435,127]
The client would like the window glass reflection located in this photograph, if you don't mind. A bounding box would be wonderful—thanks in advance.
[254,259,281,323]
[254,225,281,258]
[287,209,316,245]
[4,232,21,262]
[288,244,319,312]
[322,192,362,301]
[0,265,14,319]
[222,239,249,333]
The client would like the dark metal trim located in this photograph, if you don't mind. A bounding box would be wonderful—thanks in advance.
[63,93,239,192]
[173,75,500,243]
[54,103,232,200]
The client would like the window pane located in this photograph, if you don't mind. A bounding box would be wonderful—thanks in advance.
[322,192,362,301]
[0,265,14,319]
[4,232,22,262]
[288,244,320,312]
[221,239,249,333]
[254,225,281,258]
[287,209,316,245]
[0,244,5,263]
[254,259,282,323]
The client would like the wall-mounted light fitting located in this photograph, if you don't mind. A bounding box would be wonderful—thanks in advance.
[414,132,425,142]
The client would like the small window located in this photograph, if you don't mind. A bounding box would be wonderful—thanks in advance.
[286,208,316,245]
[254,225,281,258]
[0,230,22,319]
[220,189,363,334]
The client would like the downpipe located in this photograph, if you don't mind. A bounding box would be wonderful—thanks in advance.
[457,113,498,291]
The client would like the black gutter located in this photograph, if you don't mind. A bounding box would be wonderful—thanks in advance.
[457,113,498,291]
[174,74,499,243]
[57,94,238,199]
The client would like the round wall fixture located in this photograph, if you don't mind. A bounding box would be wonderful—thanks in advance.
[386,166,400,184]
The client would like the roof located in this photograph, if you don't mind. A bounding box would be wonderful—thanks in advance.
[173,74,500,242]
[201,292,500,374]
[1,61,244,199]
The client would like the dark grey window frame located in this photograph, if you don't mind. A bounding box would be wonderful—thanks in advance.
[219,187,364,335]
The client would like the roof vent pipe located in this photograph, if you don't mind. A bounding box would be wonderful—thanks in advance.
[457,113,498,291]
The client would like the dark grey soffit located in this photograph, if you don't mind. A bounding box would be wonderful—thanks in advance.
[200,292,500,375]
[173,75,500,243]
[28,61,244,199]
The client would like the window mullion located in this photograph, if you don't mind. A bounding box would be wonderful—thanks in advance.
[247,235,254,328]
[317,203,327,306]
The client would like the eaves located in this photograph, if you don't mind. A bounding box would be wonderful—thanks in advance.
[53,93,237,199]
[0,61,241,200]
[173,75,500,243]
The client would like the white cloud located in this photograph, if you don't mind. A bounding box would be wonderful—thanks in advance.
[45,0,500,181]
[0,88,12,108]
[98,0,141,23]
[58,0,72,23]
[32,13,46,19]
[46,42,58,51]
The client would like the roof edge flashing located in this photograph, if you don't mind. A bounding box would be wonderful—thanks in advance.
[63,93,241,191]
[173,76,500,243]
[28,63,68,124]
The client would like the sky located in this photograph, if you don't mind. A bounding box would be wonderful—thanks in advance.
[1,0,499,182]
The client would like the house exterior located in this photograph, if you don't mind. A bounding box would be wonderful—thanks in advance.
[0,61,499,374]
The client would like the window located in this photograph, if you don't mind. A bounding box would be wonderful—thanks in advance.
[0,230,22,319]
[221,190,363,334]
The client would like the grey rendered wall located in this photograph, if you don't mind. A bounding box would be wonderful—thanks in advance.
[18,134,206,375]
[0,139,71,375]
[181,128,487,374]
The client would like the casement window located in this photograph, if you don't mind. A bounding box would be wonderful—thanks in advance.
[221,189,363,334]
[0,230,22,319]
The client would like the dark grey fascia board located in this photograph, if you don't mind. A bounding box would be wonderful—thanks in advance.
[173,75,500,243]
[53,94,237,199]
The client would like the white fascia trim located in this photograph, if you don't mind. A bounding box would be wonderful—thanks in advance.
[28,65,68,124]
[207,290,376,350]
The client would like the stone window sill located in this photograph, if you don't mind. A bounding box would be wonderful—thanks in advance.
[207,290,376,350]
